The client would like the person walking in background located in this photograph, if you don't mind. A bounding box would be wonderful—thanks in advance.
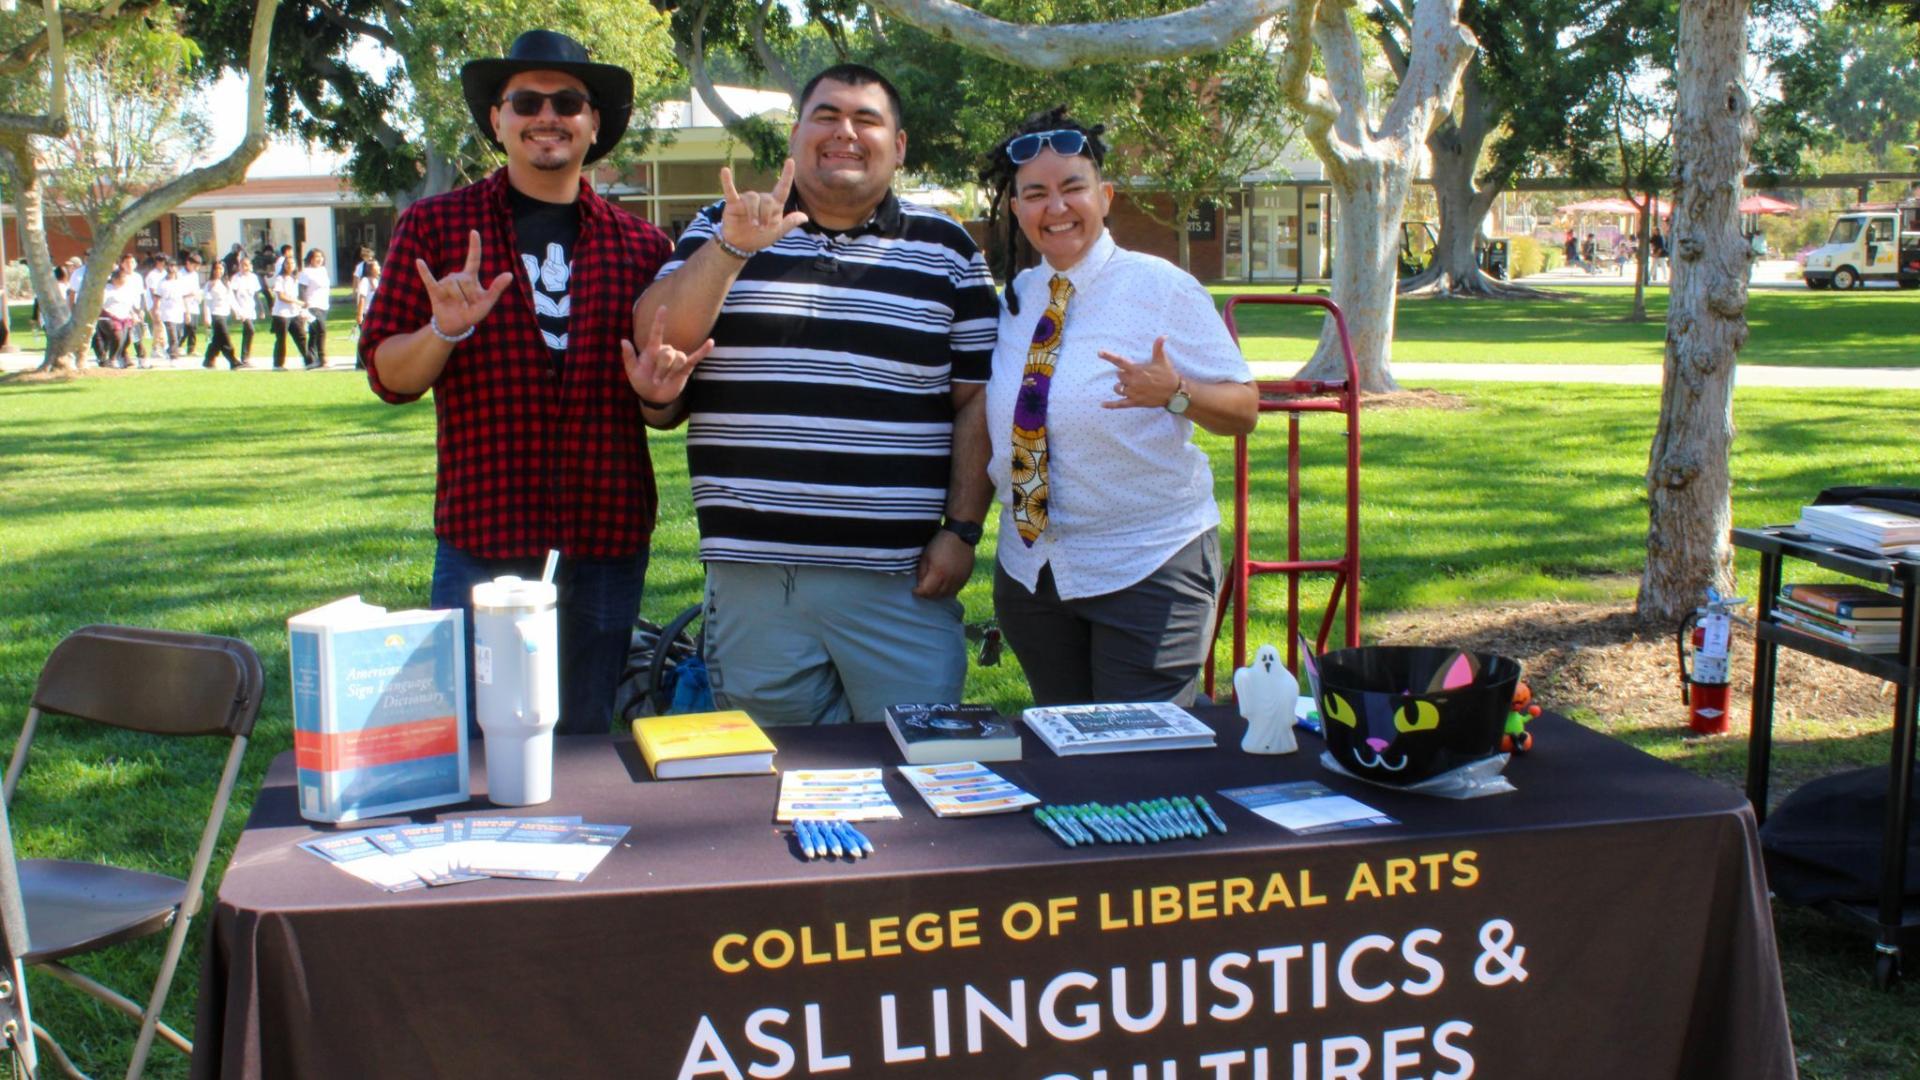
[1562,229,1579,271]
[98,267,143,367]
[178,253,205,356]
[142,255,168,363]
[1649,228,1668,282]
[1580,233,1598,275]
[298,247,332,368]
[201,260,246,369]
[269,254,311,369]
[353,259,380,362]
[350,245,375,286]
[155,262,188,359]
[228,258,261,363]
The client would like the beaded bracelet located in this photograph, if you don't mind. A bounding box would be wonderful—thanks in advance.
[713,235,756,261]
[429,315,477,344]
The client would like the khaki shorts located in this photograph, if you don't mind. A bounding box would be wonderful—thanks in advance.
[703,561,967,726]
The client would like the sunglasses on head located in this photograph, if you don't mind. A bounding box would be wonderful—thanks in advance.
[498,89,596,118]
[1006,129,1090,165]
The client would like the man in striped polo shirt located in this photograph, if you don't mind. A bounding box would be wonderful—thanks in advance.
[628,63,998,725]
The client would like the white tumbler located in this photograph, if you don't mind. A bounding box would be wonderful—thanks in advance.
[470,575,560,805]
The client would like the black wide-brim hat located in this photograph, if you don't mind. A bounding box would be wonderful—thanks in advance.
[461,30,634,165]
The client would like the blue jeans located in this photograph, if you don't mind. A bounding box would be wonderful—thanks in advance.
[430,540,647,737]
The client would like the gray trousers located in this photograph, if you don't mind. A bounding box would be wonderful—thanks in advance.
[704,561,967,726]
[993,529,1220,707]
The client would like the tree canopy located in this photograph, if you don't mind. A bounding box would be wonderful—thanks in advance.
[183,0,679,205]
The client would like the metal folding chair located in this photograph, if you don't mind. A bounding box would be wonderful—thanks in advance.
[3,625,263,1080]
[1204,295,1363,698]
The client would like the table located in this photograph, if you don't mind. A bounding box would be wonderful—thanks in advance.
[1736,525,1920,986]
[192,711,1794,1080]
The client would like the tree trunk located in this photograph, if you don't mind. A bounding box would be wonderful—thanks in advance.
[1637,0,1751,623]
[1298,156,1409,391]
[0,134,84,371]
[1629,199,1650,321]
[1396,67,1550,301]
[1174,197,1193,273]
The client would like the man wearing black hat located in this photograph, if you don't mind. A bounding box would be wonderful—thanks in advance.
[358,30,679,736]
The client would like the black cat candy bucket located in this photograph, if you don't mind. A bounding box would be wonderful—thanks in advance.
[1310,646,1522,786]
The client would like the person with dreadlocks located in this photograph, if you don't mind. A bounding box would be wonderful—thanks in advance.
[980,108,1259,707]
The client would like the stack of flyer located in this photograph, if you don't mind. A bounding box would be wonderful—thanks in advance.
[300,816,628,890]
[1796,504,1920,557]
[774,769,902,822]
[898,763,1039,817]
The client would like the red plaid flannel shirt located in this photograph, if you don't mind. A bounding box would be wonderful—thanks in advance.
[362,170,672,559]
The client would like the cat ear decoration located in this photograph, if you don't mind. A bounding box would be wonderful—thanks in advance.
[1426,649,1480,694]
[1297,633,1322,703]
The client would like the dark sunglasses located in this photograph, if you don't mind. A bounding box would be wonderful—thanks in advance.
[1006,129,1089,165]
[498,89,596,118]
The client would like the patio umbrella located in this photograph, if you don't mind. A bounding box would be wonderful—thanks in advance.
[1558,196,1641,214]
[1738,193,1796,214]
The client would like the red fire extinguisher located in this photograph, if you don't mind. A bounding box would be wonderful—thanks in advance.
[1677,588,1744,735]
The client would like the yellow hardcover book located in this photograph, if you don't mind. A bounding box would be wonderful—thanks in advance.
[631,710,776,779]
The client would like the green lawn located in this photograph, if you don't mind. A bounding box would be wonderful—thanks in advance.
[1,365,1917,1076]
[1215,283,1920,368]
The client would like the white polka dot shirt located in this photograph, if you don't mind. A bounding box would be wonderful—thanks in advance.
[987,230,1252,600]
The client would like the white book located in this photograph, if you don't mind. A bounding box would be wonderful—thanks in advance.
[898,763,1038,817]
[1020,702,1216,757]
[1799,504,1920,545]
[288,596,469,823]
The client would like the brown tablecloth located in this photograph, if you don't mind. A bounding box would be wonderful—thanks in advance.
[192,711,1795,1079]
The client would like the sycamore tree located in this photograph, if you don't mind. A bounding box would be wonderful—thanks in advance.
[0,0,275,373]
[1386,0,1665,298]
[186,0,678,209]
[42,29,211,244]
[862,0,1477,390]
[940,0,1294,273]
[1636,0,1751,622]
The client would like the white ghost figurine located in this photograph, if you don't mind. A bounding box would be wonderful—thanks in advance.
[1235,644,1300,755]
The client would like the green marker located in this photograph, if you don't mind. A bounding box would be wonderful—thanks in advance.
[1194,795,1229,834]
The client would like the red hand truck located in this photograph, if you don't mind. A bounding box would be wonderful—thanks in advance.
[1204,294,1363,699]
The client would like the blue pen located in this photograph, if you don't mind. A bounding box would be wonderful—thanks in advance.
[832,820,860,858]
[821,820,846,858]
[795,819,817,860]
[844,821,875,857]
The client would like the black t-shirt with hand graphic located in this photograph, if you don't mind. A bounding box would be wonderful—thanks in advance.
[507,185,580,373]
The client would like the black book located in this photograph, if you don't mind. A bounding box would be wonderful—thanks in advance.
[883,704,1023,765]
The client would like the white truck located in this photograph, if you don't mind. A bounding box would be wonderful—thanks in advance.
[1802,200,1920,290]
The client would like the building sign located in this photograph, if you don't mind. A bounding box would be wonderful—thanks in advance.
[134,221,161,251]
[1186,201,1217,241]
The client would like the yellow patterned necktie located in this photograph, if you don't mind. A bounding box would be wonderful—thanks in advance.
[1010,274,1073,546]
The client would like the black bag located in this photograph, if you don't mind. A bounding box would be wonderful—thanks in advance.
[1760,764,1920,906]
[612,604,703,722]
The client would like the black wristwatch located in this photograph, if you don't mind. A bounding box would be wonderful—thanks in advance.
[940,518,984,546]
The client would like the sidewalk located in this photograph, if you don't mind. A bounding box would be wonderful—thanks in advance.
[1524,257,1816,290]
[1244,360,1920,389]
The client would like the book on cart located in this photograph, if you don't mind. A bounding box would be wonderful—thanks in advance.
[1795,504,1920,554]
[1020,701,1217,757]
[1771,607,1903,652]
[1778,583,1903,621]
[883,703,1022,764]
[631,710,776,779]
[287,596,469,824]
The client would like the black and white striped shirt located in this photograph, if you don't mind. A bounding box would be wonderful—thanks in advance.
[660,192,999,573]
